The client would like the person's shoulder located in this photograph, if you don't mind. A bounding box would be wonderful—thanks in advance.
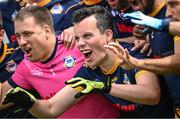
[74,64,99,79]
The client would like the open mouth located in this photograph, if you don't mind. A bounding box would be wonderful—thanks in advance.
[23,48,32,56]
[81,50,92,60]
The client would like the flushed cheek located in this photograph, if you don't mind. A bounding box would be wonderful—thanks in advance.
[176,11,180,20]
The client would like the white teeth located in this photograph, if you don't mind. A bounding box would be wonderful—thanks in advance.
[82,50,91,54]
[23,48,31,53]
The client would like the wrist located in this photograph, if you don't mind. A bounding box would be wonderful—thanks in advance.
[26,101,35,110]
[102,85,111,94]
[134,58,143,69]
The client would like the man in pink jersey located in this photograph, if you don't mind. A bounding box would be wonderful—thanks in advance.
[0,5,119,118]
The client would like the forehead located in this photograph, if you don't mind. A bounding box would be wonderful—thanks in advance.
[14,17,39,32]
[74,16,98,34]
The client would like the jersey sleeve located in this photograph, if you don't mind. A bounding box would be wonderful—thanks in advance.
[7,60,33,89]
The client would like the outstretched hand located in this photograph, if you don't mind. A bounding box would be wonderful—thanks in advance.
[123,11,163,30]
[65,77,111,98]
[104,42,138,70]
[61,27,76,49]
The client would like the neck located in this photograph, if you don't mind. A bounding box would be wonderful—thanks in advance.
[100,52,119,75]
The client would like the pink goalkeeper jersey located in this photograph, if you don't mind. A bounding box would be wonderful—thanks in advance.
[9,39,119,118]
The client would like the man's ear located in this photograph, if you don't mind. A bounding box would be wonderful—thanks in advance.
[105,29,113,43]
[0,29,5,42]
[44,25,51,40]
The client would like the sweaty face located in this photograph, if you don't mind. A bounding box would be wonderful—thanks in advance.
[166,0,180,21]
[128,0,154,14]
[74,16,109,68]
[15,17,51,62]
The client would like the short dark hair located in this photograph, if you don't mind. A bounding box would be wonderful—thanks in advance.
[15,5,54,32]
[72,6,114,34]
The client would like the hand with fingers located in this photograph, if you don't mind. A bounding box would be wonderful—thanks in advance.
[133,25,148,38]
[65,77,111,98]
[123,11,170,32]
[132,39,150,53]
[2,87,36,110]
[61,27,76,49]
[104,42,137,70]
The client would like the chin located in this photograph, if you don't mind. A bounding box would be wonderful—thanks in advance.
[28,58,39,62]
[86,62,97,69]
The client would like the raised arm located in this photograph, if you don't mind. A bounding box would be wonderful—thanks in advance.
[110,71,160,105]
[66,72,160,105]
[105,41,180,74]
[169,22,180,36]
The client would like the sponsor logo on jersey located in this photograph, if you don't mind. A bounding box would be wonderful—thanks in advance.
[64,55,76,69]
[116,23,133,33]
[30,68,43,76]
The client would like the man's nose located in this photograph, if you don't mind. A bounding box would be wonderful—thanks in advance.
[17,37,28,46]
[166,7,173,18]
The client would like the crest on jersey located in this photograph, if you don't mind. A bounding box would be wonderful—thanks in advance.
[50,3,63,14]
[6,60,17,73]
[64,56,76,69]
